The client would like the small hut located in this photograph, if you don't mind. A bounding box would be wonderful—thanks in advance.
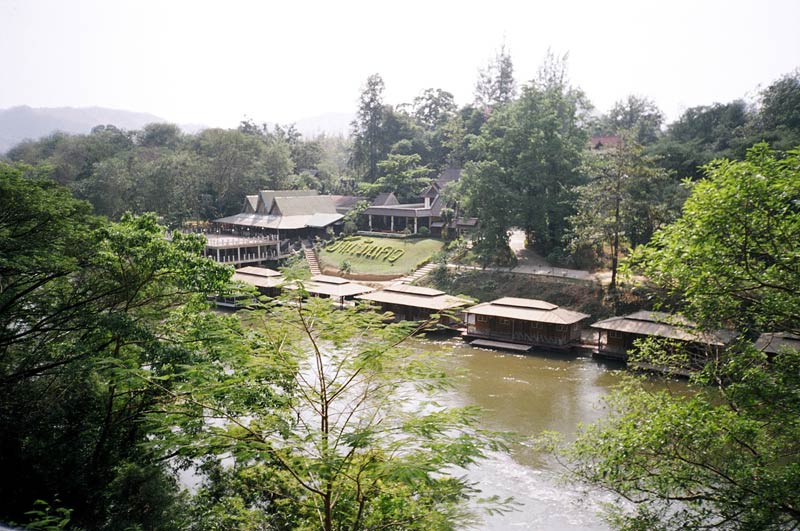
[232,266,285,297]
[355,284,472,328]
[286,275,374,307]
[754,332,800,357]
[463,297,589,351]
[591,311,733,362]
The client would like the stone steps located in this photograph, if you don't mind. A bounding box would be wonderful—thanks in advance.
[303,246,322,276]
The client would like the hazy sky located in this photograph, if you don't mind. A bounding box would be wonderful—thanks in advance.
[1,0,798,128]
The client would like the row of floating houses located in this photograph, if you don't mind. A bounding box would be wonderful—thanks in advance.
[222,267,799,366]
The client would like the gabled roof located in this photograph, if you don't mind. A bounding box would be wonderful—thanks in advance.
[464,297,589,325]
[372,192,399,206]
[436,168,461,187]
[243,195,259,213]
[256,190,319,214]
[755,332,800,354]
[329,195,364,214]
[356,283,472,311]
[591,311,734,345]
[421,185,439,198]
[272,195,338,216]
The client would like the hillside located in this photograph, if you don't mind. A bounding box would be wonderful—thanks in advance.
[0,106,167,153]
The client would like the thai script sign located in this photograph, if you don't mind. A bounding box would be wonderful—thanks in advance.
[326,239,406,263]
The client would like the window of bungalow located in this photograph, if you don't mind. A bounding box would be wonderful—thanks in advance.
[609,330,623,339]
[531,321,543,329]
[499,318,512,325]
[556,324,567,332]
[477,314,488,322]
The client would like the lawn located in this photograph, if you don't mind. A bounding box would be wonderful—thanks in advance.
[318,236,444,277]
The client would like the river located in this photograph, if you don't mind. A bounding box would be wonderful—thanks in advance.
[411,336,637,531]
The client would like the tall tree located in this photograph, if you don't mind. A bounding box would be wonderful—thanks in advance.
[474,44,517,111]
[350,74,387,182]
[601,95,664,145]
[562,144,800,531]
[568,136,680,289]
[157,295,510,531]
[465,52,591,259]
[0,165,233,529]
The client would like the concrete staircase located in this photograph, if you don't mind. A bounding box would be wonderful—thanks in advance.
[398,262,438,284]
[303,245,322,276]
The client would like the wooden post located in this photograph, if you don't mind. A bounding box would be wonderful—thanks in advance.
[414,217,418,234]
[369,214,373,231]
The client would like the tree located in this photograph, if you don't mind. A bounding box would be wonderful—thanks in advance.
[568,136,681,290]
[561,144,800,531]
[601,95,664,145]
[413,88,457,131]
[158,295,509,531]
[649,100,751,179]
[474,45,517,111]
[465,52,591,258]
[350,74,387,182]
[0,165,234,529]
[361,153,433,203]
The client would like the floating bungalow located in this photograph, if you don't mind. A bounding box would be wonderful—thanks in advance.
[755,332,800,357]
[232,266,285,297]
[463,297,590,351]
[591,311,734,363]
[214,266,285,308]
[355,284,473,328]
[286,275,374,307]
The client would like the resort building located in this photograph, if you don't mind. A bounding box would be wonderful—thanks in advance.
[198,190,360,266]
[591,311,734,362]
[355,284,473,328]
[463,297,590,351]
[360,169,478,236]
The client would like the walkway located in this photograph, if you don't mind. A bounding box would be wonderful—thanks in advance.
[302,243,322,276]
[397,262,438,284]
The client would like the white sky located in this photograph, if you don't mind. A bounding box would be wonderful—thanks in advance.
[1,0,798,128]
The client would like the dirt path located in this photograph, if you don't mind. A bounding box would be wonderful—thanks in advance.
[507,230,599,281]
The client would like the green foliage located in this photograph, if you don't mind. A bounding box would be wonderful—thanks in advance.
[156,296,508,531]
[0,166,232,530]
[562,144,800,531]
[568,135,683,289]
[632,144,800,333]
[463,52,591,259]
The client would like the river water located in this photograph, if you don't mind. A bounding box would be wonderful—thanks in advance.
[410,336,635,531]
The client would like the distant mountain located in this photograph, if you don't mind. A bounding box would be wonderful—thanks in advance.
[0,106,168,154]
[293,112,354,138]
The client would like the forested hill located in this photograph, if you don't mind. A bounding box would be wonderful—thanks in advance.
[0,106,167,153]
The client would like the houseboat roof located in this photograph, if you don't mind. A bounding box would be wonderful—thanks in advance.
[755,332,800,354]
[232,267,285,289]
[237,266,282,277]
[464,297,589,325]
[356,284,473,311]
[591,311,734,345]
[286,275,374,299]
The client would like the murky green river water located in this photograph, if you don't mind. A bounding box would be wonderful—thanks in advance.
[411,336,650,531]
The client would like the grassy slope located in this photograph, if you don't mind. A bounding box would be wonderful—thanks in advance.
[318,236,444,275]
